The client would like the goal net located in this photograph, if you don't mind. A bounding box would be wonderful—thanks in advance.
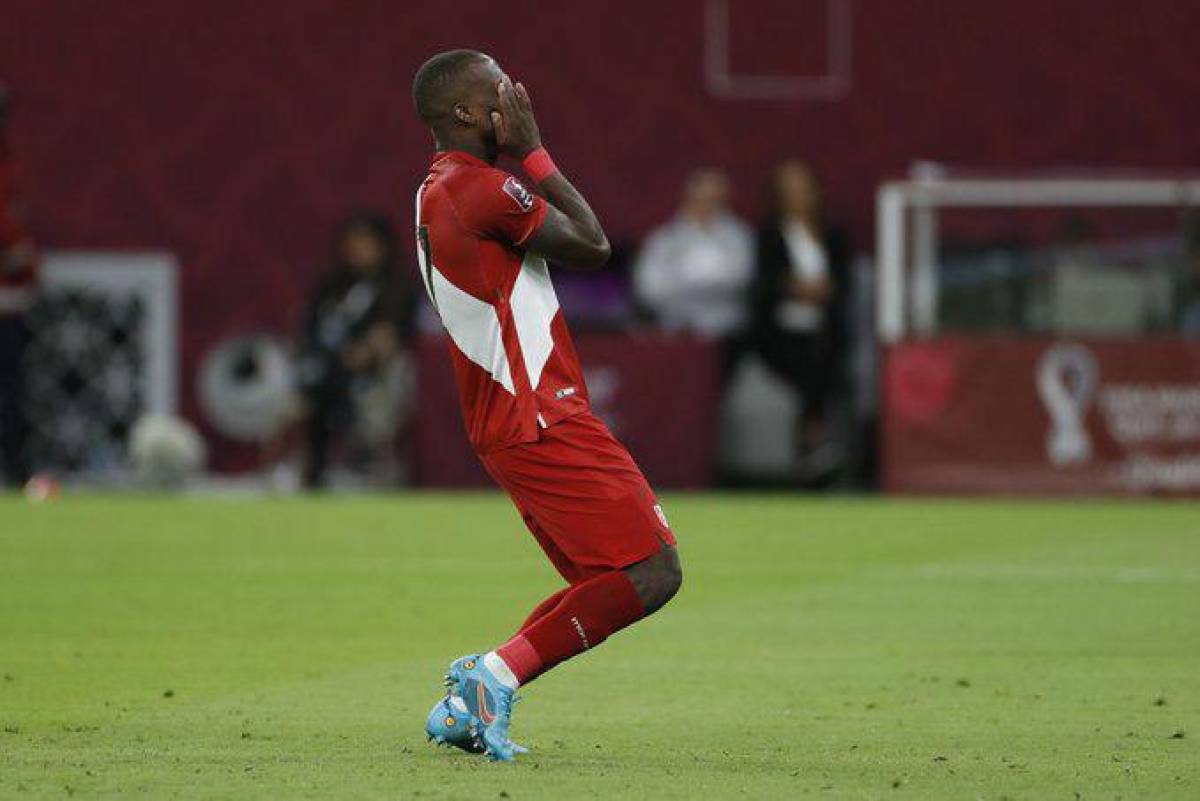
[875,169,1200,495]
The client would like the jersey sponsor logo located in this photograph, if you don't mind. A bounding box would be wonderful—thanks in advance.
[502,176,535,211]
[653,503,670,530]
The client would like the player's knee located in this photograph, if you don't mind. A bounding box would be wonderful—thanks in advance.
[625,545,683,615]
[644,547,683,614]
[659,549,683,606]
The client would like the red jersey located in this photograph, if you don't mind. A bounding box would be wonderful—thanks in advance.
[415,150,589,452]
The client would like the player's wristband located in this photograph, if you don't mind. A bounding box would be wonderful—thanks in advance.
[522,147,559,183]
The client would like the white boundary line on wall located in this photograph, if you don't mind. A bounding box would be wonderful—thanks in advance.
[704,0,852,100]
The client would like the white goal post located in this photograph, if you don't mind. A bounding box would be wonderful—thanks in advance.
[876,175,1200,343]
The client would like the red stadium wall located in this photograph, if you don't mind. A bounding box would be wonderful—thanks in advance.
[415,333,721,489]
[3,0,1200,469]
[882,338,1200,495]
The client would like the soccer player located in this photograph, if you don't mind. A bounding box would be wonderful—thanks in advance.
[411,50,682,761]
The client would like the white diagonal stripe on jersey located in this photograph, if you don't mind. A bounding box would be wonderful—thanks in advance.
[429,262,516,395]
[415,184,515,395]
[509,253,560,391]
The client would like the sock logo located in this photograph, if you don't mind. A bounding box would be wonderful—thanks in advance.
[569,616,591,649]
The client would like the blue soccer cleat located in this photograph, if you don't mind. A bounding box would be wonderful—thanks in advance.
[424,693,484,753]
[444,654,523,762]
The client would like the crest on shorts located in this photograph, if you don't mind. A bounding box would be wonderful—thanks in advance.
[502,176,535,211]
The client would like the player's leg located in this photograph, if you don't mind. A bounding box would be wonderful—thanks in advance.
[436,414,680,759]
[442,541,680,760]
[490,544,681,685]
[510,512,593,634]
[516,586,570,633]
[621,543,683,614]
[426,502,581,759]
[436,547,681,760]
[501,546,686,685]
[483,414,681,686]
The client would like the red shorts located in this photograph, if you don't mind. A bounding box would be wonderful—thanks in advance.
[480,411,676,584]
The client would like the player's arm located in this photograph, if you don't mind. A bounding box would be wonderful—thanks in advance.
[526,172,611,269]
[491,77,611,268]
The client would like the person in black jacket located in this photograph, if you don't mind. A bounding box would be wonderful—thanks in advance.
[750,160,850,477]
[296,212,416,488]
[0,84,37,487]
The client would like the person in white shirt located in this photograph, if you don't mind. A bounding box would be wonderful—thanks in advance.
[750,160,850,480]
[633,169,753,340]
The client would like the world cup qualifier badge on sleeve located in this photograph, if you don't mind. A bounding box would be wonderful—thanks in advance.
[502,176,535,211]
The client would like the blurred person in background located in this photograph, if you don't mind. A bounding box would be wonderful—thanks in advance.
[296,211,416,488]
[750,159,850,480]
[1179,214,1200,336]
[633,169,753,355]
[0,84,38,487]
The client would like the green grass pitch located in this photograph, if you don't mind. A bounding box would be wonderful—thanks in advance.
[1,493,1197,800]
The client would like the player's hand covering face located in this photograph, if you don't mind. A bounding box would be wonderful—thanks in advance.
[490,76,543,160]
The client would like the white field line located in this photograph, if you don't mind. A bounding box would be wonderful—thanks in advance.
[888,564,1200,584]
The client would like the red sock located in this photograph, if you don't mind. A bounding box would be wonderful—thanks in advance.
[516,586,570,634]
[496,571,645,685]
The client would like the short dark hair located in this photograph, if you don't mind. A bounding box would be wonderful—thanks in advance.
[412,49,488,124]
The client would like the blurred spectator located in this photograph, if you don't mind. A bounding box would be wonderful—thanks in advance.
[633,169,753,339]
[750,160,850,475]
[1180,214,1200,337]
[1182,255,1200,336]
[296,212,416,488]
[0,84,38,487]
